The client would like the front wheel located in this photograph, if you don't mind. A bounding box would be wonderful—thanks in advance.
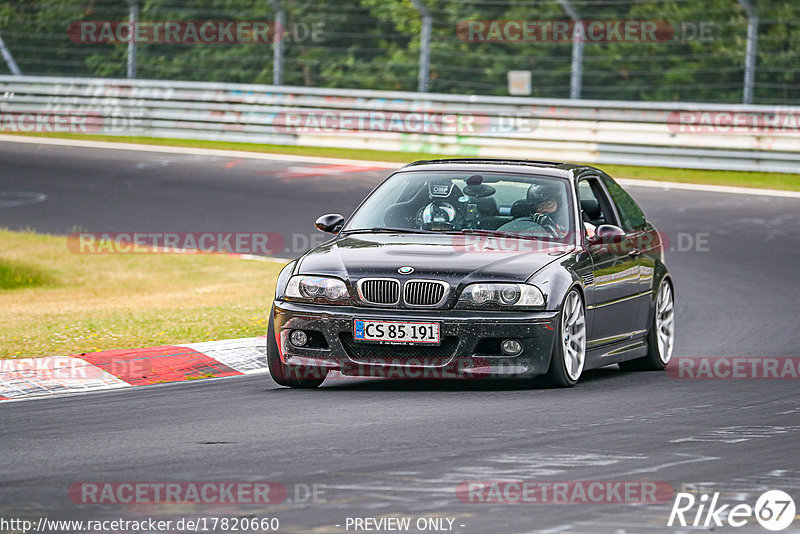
[542,289,586,387]
[267,310,327,388]
[619,279,674,372]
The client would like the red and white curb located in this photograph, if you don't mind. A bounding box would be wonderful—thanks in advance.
[0,337,268,402]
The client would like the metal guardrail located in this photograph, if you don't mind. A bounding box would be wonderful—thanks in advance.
[1,76,798,173]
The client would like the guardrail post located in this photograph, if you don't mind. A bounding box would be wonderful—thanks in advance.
[409,0,431,92]
[0,32,22,76]
[558,0,583,99]
[125,0,138,78]
[737,0,758,104]
[267,0,285,86]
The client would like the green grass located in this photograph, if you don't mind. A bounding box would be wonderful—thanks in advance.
[7,131,800,192]
[599,164,800,191]
[0,229,285,359]
[0,258,54,289]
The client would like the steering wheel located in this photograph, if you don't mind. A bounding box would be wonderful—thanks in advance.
[420,221,456,231]
[416,201,461,232]
[526,213,561,238]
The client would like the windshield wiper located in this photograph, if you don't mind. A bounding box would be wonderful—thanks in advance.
[444,228,549,241]
[341,227,555,240]
[340,227,437,235]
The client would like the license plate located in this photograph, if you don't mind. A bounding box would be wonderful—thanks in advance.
[353,319,440,344]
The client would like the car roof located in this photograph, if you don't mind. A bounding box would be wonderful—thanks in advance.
[398,158,602,182]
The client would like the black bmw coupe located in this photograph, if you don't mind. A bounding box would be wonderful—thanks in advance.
[268,159,674,388]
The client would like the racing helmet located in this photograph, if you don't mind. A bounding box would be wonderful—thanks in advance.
[527,182,562,208]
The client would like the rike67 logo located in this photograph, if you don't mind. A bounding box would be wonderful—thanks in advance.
[668,490,796,531]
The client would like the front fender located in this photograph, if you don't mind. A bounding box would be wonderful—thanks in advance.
[526,260,583,313]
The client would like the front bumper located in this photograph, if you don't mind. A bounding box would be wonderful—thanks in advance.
[273,301,560,379]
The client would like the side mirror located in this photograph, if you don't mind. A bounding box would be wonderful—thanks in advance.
[315,213,345,234]
[589,224,625,245]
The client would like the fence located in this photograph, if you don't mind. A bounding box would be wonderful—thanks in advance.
[0,1,798,105]
[1,75,798,173]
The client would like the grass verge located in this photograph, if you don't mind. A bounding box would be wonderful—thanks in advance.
[0,258,53,290]
[6,132,800,192]
[0,229,284,359]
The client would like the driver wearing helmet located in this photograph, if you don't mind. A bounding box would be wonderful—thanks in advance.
[528,183,597,238]
[527,183,566,236]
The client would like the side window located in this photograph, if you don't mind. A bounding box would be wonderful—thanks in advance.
[577,178,616,228]
[601,176,646,232]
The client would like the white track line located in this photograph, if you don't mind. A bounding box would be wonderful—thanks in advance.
[0,135,399,168]
[1,134,798,198]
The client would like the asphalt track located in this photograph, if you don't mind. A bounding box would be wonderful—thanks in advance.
[1,140,800,533]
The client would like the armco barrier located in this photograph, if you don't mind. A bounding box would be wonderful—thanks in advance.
[1,75,798,173]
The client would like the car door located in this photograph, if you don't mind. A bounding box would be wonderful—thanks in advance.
[578,177,644,346]
[599,175,655,334]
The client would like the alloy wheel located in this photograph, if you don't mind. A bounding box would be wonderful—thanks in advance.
[655,282,675,364]
[562,291,586,381]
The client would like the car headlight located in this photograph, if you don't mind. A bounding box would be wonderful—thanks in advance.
[456,283,545,309]
[274,261,296,300]
[284,275,351,305]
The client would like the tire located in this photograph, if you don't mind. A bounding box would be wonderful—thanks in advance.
[542,289,586,387]
[266,310,327,388]
[619,278,675,372]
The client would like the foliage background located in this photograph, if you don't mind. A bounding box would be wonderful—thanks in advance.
[0,0,797,104]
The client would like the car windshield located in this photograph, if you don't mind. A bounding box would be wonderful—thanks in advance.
[343,171,574,241]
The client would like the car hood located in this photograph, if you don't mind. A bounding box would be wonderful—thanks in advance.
[296,233,574,285]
